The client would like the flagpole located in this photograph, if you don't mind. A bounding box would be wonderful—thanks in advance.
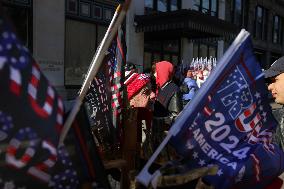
[59,0,132,146]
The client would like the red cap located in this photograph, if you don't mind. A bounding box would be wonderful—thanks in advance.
[124,73,150,100]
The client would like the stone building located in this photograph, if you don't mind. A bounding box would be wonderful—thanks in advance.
[225,0,284,69]
[2,0,284,100]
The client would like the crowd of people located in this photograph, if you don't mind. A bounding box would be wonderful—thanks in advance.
[121,56,284,188]
[120,59,218,187]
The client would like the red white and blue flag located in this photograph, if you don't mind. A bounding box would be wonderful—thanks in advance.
[85,27,126,150]
[0,11,107,189]
[168,31,284,188]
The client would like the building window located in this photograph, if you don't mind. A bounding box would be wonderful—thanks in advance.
[233,0,242,26]
[193,42,217,59]
[80,2,91,17]
[272,15,282,44]
[231,0,247,27]
[157,0,167,12]
[171,0,178,11]
[65,0,115,86]
[192,0,218,17]
[145,0,181,14]
[65,19,99,86]
[104,7,113,21]
[144,39,180,71]
[2,2,32,50]
[66,0,78,14]
[254,6,267,41]
[66,0,116,23]
[211,0,217,16]
[93,5,103,19]
[193,0,201,11]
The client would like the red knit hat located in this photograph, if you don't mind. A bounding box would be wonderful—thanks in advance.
[124,73,150,100]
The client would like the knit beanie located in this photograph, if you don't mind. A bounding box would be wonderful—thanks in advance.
[124,73,150,100]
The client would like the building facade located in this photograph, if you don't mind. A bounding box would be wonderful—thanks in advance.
[2,0,284,100]
[225,0,284,69]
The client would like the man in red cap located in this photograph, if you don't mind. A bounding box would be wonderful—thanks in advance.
[122,72,155,187]
[125,72,155,109]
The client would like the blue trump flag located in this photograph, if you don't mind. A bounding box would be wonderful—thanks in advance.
[137,30,284,189]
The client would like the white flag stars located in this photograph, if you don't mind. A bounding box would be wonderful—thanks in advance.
[193,151,199,159]
[254,92,261,99]
[217,169,223,176]
[198,159,206,166]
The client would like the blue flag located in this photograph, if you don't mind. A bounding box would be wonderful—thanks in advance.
[137,30,284,189]
[170,32,284,188]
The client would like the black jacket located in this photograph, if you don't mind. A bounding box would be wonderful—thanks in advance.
[154,81,183,126]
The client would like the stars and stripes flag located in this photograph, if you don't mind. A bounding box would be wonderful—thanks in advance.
[137,30,284,189]
[108,27,125,134]
[0,10,107,189]
[85,26,126,152]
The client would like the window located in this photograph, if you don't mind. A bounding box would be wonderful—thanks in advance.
[211,0,217,16]
[145,0,154,13]
[193,0,201,11]
[65,0,115,86]
[144,0,181,14]
[171,0,178,11]
[254,6,267,41]
[192,0,218,17]
[66,0,116,23]
[272,15,282,44]
[2,3,32,50]
[229,0,248,27]
[157,0,167,12]
[144,39,180,71]
[80,2,91,17]
[231,0,246,27]
[193,42,217,59]
[66,0,78,14]
[65,19,98,86]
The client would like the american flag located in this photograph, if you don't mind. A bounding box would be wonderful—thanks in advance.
[85,26,126,152]
[109,27,125,140]
[0,10,76,188]
[0,10,108,189]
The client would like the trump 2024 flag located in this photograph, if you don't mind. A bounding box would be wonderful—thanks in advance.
[137,30,284,189]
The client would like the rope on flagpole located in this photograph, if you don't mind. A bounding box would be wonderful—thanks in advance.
[59,0,132,147]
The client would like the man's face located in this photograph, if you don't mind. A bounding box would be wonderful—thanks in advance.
[268,73,284,104]
[186,70,193,78]
[130,83,155,109]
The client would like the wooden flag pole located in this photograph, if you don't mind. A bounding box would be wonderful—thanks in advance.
[59,0,132,146]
